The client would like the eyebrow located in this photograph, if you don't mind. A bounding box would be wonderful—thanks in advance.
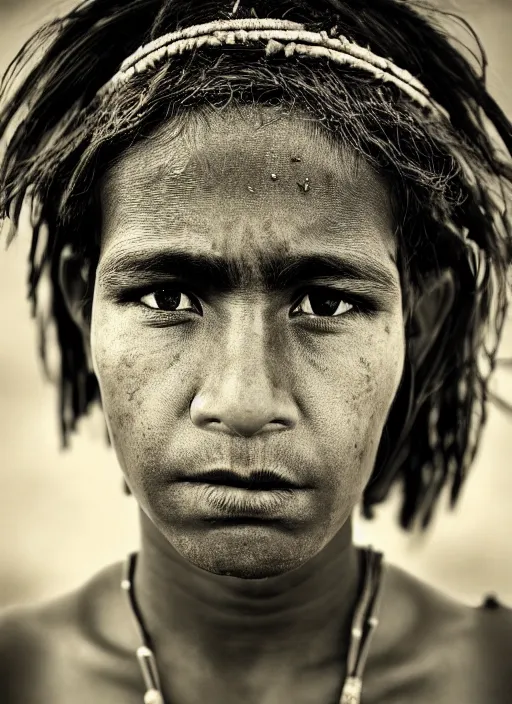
[99,249,398,293]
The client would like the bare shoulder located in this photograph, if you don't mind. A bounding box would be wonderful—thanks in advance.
[394,562,512,646]
[0,560,136,704]
[371,560,512,704]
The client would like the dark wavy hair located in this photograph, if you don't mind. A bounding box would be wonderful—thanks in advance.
[0,0,511,530]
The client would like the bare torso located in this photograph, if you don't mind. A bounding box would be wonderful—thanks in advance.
[0,559,510,704]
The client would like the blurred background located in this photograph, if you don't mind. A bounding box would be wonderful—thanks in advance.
[0,0,511,610]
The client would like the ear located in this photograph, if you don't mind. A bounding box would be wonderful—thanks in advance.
[408,269,456,369]
[59,245,94,371]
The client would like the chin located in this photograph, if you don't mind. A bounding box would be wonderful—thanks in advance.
[212,563,290,580]
[171,524,318,580]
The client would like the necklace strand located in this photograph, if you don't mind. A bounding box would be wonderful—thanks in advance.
[121,547,384,704]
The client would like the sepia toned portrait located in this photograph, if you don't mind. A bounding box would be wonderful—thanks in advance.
[0,1,511,702]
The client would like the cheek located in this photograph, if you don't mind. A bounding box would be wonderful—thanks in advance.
[90,303,190,468]
[301,323,405,489]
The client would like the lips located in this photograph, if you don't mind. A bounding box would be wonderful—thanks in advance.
[171,468,313,521]
[180,468,302,491]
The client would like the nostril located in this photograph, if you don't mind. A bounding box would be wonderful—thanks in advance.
[190,393,298,436]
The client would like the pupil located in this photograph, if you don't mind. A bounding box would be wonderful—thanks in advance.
[309,291,341,316]
[154,290,181,311]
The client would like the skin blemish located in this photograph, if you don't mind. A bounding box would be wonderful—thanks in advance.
[385,324,391,334]
[271,173,278,181]
[301,347,329,375]
[247,186,255,193]
[291,156,302,163]
[297,178,310,193]
[123,356,136,369]
[359,357,371,370]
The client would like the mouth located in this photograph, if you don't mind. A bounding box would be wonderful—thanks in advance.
[170,468,313,521]
[182,468,302,491]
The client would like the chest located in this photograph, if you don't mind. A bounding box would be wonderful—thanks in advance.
[20,665,507,704]
[15,635,509,704]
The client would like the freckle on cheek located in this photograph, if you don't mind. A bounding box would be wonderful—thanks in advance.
[123,356,136,369]
[127,388,140,402]
[359,357,370,370]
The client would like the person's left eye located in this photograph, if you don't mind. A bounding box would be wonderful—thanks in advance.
[291,290,354,317]
[140,289,201,313]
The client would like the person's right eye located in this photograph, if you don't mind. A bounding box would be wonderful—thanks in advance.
[140,289,202,314]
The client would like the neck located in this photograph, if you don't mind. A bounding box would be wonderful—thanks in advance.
[133,511,363,675]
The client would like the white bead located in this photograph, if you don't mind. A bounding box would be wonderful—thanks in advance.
[144,689,164,704]
[340,676,362,704]
[137,645,153,658]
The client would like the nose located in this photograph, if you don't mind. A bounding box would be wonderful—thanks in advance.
[190,312,298,438]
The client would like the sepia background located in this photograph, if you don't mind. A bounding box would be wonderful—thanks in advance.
[0,0,511,610]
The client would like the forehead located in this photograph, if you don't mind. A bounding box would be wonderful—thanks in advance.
[99,106,396,266]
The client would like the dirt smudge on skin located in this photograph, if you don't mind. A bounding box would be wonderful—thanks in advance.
[123,355,136,369]
[359,357,370,370]
[170,352,181,367]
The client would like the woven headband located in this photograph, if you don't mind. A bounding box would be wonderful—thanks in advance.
[96,18,449,121]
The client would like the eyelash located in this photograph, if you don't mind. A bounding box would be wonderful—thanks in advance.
[290,288,367,318]
[130,285,373,320]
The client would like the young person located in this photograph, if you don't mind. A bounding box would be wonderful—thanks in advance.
[0,1,511,702]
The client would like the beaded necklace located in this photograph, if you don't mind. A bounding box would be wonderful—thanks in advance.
[121,546,384,704]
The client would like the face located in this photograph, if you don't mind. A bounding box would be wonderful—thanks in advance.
[89,107,405,578]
